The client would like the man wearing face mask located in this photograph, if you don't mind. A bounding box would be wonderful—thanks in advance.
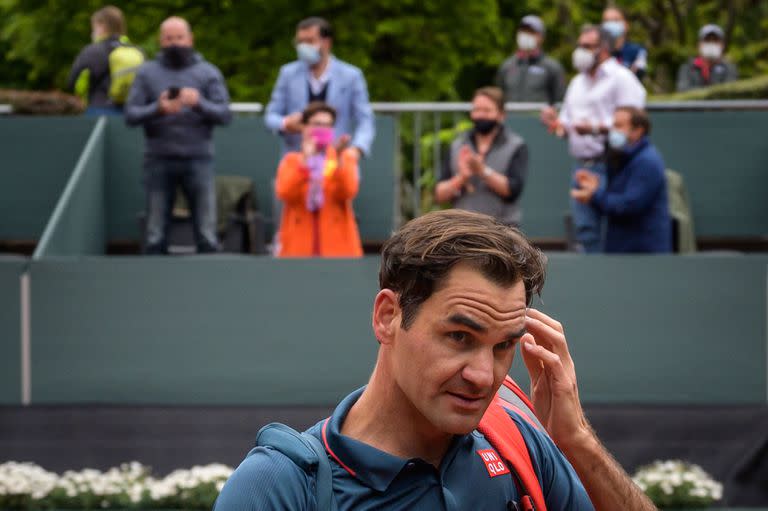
[125,16,232,254]
[495,15,566,104]
[265,17,374,159]
[435,87,528,227]
[540,25,645,253]
[601,6,647,81]
[676,24,738,92]
[570,107,671,253]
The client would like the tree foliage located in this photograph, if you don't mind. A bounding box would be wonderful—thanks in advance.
[1,0,766,101]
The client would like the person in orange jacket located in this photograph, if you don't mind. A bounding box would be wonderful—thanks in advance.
[275,101,363,257]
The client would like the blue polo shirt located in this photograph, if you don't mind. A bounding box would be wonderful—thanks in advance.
[215,387,594,510]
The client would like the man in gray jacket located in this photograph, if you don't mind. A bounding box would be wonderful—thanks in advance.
[495,15,565,105]
[125,16,232,254]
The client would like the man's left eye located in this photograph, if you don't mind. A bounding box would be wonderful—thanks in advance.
[494,340,513,351]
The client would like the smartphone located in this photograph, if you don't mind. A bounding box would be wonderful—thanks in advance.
[168,87,180,99]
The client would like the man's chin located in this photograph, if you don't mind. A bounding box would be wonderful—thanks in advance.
[436,411,486,435]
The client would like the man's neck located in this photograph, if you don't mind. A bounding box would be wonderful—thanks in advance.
[310,55,330,79]
[517,48,539,59]
[587,56,608,78]
[340,363,454,468]
[474,128,499,150]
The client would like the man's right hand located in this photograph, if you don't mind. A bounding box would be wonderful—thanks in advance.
[283,112,304,134]
[158,91,182,115]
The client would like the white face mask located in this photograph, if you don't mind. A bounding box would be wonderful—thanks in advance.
[516,32,538,51]
[700,42,723,60]
[572,47,596,72]
[602,20,625,38]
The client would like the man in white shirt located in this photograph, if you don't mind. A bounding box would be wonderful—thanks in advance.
[540,25,645,253]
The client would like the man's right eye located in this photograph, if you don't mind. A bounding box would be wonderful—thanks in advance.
[448,331,468,343]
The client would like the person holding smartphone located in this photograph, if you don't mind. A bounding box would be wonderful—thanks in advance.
[273,102,363,258]
[124,16,231,254]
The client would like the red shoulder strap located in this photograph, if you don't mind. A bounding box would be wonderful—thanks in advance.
[478,393,547,511]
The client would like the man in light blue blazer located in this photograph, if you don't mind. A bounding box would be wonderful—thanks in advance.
[265,17,375,158]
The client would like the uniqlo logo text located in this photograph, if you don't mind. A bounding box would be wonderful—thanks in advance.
[477,449,511,478]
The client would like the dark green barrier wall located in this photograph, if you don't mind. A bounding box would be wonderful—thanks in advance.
[107,116,396,243]
[30,257,380,405]
[509,254,768,403]
[0,257,25,404]
[28,255,766,405]
[34,119,106,257]
[0,117,96,240]
[511,111,768,239]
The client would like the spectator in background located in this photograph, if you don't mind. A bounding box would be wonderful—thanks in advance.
[495,15,566,104]
[67,6,143,115]
[435,87,528,227]
[571,107,671,253]
[274,102,363,258]
[125,16,231,254]
[265,17,375,159]
[602,6,647,81]
[676,24,738,92]
[540,25,645,253]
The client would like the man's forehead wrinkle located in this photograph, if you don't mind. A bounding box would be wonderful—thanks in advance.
[441,291,527,321]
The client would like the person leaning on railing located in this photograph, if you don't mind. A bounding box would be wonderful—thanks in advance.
[435,86,528,228]
[274,102,363,258]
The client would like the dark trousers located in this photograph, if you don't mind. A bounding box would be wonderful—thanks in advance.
[143,156,219,254]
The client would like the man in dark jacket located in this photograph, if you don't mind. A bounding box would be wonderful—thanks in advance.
[125,16,232,254]
[67,6,130,114]
[495,15,565,105]
[676,24,738,92]
[571,107,671,253]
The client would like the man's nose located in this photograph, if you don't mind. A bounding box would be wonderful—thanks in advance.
[462,350,495,391]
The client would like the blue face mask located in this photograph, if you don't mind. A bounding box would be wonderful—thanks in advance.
[602,20,625,38]
[296,43,321,66]
[608,129,628,150]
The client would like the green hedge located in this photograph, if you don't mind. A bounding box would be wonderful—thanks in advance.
[652,74,768,101]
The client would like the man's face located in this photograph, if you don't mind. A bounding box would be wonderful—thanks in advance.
[577,30,601,58]
[602,8,627,32]
[160,21,193,48]
[295,25,331,57]
[470,94,504,124]
[386,264,527,435]
[516,27,542,51]
[699,35,724,60]
[613,110,641,143]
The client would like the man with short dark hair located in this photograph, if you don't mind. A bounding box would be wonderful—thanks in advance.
[495,14,565,104]
[540,24,645,253]
[265,17,374,159]
[125,16,232,254]
[571,107,671,253]
[602,6,648,81]
[215,209,657,510]
[676,24,738,92]
[436,87,529,227]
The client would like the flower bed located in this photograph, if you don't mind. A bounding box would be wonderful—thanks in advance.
[2,458,726,509]
[633,460,723,509]
[0,462,232,510]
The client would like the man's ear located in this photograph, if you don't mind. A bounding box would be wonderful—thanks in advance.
[372,289,400,345]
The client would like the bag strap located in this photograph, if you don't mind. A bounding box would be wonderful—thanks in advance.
[256,422,337,511]
[478,382,548,511]
[497,376,545,431]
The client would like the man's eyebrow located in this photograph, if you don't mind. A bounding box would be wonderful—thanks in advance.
[446,314,487,332]
[506,328,527,341]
